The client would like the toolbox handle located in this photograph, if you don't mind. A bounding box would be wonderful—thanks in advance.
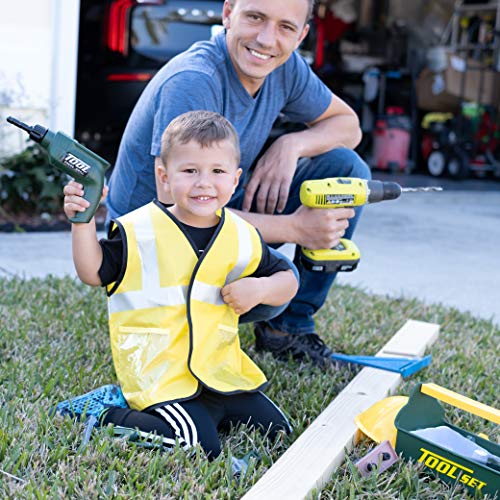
[421,383,500,425]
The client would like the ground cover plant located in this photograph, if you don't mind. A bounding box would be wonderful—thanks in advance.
[0,276,498,499]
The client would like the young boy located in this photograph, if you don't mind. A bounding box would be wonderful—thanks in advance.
[59,111,298,458]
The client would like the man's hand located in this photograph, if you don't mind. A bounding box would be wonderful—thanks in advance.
[242,135,299,214]
[292,205,355,249]
[221,278,264,315]
[63,180,108,220]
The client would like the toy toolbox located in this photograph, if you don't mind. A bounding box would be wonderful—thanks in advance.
[395,383,500,497]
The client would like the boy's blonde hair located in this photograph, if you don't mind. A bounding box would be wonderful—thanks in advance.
[160,110,240,165]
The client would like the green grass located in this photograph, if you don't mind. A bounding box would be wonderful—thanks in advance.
[0,276,498,499]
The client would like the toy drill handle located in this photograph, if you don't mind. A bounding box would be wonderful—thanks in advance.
[6,117,110,223]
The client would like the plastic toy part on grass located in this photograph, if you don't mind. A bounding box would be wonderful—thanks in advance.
[395,383,500,497]
[54,384,128,421]
[355,440,399,477]
[330,353,432,377]
[355,395,409,447]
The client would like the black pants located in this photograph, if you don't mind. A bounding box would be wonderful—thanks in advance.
[102,388,291,458]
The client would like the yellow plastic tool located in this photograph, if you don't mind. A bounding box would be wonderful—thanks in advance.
[355,395,409,447]
[421,383,500,425]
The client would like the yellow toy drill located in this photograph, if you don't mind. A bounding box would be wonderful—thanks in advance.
[299,177,442,272]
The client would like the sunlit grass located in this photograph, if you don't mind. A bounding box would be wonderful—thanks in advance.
[0,276,498,498]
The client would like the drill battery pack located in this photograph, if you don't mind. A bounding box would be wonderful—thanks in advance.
[301,238,361,273]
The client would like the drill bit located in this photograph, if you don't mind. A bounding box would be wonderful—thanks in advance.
[401,186,443,193]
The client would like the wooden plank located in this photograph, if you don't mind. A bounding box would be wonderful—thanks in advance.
[243,320,440,500]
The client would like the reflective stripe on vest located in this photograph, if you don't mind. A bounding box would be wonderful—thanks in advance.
[224,211,253,285]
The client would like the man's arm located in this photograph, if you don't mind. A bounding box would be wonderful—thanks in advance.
[230,206,355,249]
[242,93,362,215]
[291,92,362,155]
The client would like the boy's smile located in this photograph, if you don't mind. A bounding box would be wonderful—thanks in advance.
[159,139,241,227]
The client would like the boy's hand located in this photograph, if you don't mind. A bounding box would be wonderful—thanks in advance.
[221,278,263,315]
[63,181,108,220]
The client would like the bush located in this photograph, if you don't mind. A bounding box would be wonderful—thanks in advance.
[0,144,66,215]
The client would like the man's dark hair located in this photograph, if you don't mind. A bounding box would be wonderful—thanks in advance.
[228,0,316,23]
[306,0,316,21]
[161,110,240,164]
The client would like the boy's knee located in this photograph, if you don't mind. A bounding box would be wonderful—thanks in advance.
[260,420,292,442]
[200,437,222,460]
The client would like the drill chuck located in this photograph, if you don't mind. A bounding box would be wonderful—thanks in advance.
[366,180,402,204]
[7,116,48,143]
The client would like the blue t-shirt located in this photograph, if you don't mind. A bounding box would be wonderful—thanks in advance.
[107,31,332,219]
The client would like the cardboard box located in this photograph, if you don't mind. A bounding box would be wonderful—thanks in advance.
[416,68,461,112]
[416,55,500,112]
[445,54,500,106]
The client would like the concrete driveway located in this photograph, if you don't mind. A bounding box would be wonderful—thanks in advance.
[1,174,499,326]
[337,182,500,326]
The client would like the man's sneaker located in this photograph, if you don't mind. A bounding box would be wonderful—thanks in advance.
[254,322,337,368]
[53,384,128,421]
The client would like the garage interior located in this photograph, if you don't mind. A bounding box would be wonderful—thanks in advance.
[311,0,500,180]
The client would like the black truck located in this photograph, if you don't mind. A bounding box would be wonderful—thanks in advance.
[76,0,224,161]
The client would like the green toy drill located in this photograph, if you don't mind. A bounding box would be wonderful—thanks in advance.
[7,116,110,223]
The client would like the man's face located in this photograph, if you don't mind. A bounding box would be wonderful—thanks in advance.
[223,0,310,95]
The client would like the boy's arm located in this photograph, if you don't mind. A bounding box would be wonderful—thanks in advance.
[71,221,103,286]
[221,270,298,316]
[63,181,104,286]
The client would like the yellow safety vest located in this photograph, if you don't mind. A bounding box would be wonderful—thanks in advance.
[107,201,267,410]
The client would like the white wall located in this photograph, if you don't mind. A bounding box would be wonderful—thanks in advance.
[49,0,81,137]
[0,0,80,157]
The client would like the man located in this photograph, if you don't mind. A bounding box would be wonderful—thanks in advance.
[106,0,371,367]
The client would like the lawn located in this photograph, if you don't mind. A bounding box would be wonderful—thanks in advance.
[0,276,498,499]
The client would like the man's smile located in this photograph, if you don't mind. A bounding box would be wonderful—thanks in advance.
[247,47,273,61]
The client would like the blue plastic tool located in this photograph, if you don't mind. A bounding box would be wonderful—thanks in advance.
[330,353,432,378]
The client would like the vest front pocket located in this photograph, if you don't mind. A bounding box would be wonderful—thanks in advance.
[117,326,171,390]
[217,323,239,348]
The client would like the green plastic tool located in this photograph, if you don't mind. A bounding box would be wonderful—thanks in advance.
[7,116,110,223]
[395,383,500,497]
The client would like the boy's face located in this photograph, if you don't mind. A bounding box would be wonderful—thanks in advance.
[158,139,242,227]
[223,0,310,95]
